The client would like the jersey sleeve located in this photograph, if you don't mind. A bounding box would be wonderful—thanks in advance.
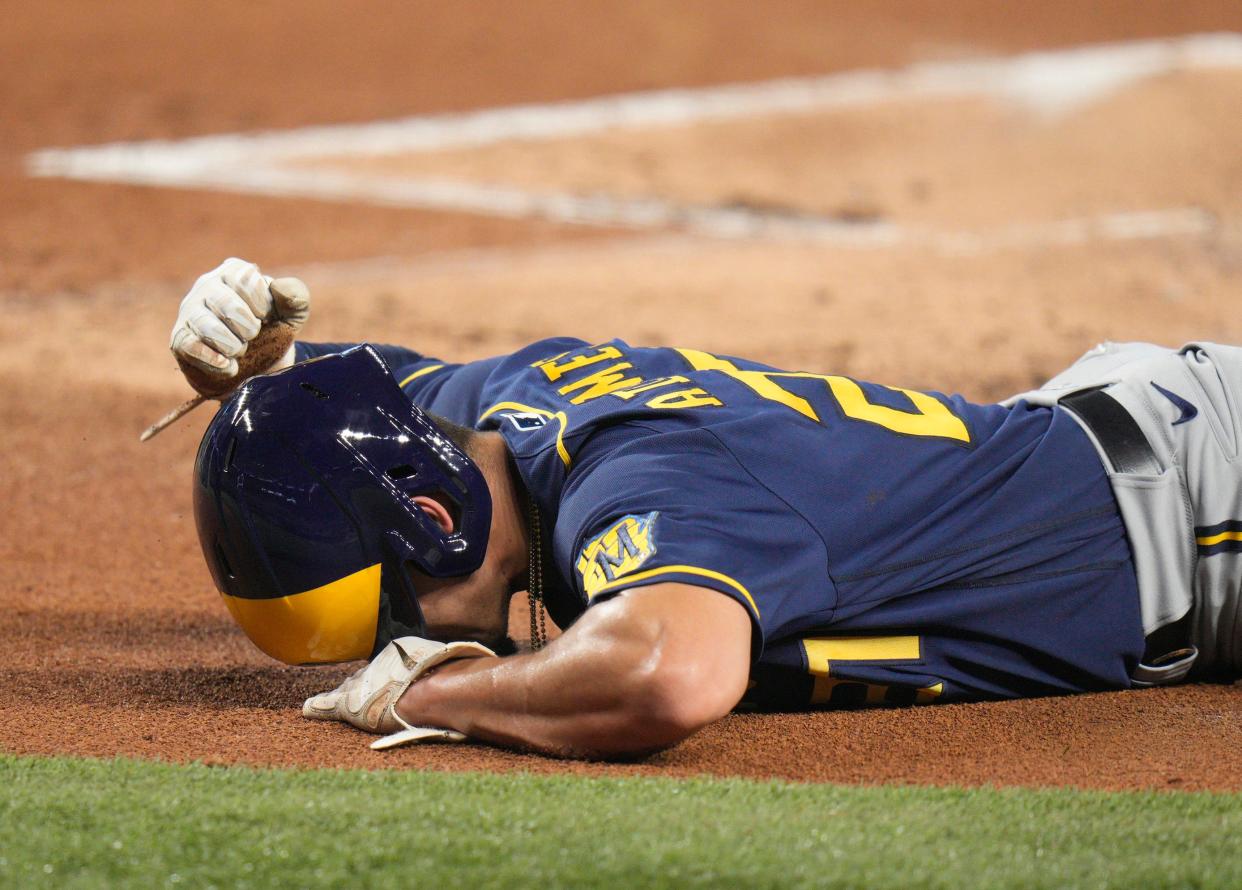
[556,427,832,659]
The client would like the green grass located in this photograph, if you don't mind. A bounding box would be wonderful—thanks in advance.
[1,755,1241,889]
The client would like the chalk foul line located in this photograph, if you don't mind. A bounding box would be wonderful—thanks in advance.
[24,33,1242,251]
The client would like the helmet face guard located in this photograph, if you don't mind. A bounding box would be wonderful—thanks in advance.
[193,346,492,664]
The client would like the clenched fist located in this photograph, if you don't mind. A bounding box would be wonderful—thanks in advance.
[169,257,310,398]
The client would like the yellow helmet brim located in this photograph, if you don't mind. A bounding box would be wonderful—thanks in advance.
[220,563,382,664]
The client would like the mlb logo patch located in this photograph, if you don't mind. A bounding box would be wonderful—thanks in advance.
[577,512,659,596]
[505,412,549,432]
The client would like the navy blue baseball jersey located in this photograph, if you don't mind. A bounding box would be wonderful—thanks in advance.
[297,338,1145,709]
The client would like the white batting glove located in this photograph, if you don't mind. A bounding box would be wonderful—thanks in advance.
[169,257,310,379]
[302,636,496,750]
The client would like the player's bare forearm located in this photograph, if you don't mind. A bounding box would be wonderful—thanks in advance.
[395,584,753,758]
[396,624,680,757]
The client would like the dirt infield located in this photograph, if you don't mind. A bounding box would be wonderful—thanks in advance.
[4,1,1242,791]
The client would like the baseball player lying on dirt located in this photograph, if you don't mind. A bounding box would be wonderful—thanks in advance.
[172,259,1240,758]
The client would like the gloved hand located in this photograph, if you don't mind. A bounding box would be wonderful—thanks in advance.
[169,257,311,397]
[302,636,497,750]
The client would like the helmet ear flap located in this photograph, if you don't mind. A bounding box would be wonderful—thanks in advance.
[373,570,423,658]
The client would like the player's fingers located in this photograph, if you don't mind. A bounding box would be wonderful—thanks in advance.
[170,327,238,376]
[302,690,344,721]
[218,257,274,320]
[202,284,262,342]
[269,277,310,331]
[186,307,247,359]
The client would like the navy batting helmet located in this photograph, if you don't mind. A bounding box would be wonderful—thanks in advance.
[192,345,492,664]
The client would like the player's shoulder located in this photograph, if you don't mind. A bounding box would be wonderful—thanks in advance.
[476,336,601,402]
[552,422,831,632]
[558,422,797,548]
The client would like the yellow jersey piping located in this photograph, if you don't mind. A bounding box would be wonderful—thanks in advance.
[586,564,760,618]
[398,364,445,388]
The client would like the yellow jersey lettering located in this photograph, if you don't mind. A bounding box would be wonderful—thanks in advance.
[781,373,971,443]
[678,349,970,443]
[808,678,943,706]
[558,363,644,405]
[610,375,691,400]
[677,348,819,421]
[645,388,724,410]
[801,636,942,706]
[534,345,623,382]
[804,636,921,670]
[529,349,569,369]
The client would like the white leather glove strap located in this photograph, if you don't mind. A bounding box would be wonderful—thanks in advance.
[371,725,467,751]
[302,636,496,737]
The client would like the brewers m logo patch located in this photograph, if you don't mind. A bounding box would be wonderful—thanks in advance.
[577,512,659,596]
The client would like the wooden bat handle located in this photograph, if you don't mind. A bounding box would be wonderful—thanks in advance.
[138,394,207,442]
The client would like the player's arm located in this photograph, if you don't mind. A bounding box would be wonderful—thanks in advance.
[403,583,752,757]
[397,583,752,757]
